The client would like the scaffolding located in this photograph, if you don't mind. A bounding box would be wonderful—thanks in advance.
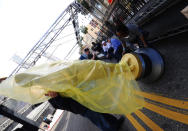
[9,1,84,77]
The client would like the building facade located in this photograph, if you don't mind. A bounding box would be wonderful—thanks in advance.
[83,17,102,46]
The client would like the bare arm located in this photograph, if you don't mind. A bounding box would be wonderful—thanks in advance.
[92,53,96,60]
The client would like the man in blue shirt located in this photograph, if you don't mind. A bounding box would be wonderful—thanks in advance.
[116,23,148,48]
[80,48,96,60]
[79,48,90,60]
[110,38,123,62]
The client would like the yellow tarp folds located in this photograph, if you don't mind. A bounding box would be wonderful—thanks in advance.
[0,60,144,114]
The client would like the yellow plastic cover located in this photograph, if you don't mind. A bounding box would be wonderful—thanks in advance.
[0,60,144,115]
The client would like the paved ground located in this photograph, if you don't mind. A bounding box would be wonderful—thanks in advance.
[52,111,100,131]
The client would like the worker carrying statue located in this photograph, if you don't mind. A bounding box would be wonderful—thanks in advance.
[0,57,145,131]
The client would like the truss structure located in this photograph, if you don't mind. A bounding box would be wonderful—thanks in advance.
[9,1,84,77]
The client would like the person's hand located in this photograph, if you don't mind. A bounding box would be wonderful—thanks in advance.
[45,91,58,98]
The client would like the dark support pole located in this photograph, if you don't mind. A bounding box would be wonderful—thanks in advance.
[0,105,40,130]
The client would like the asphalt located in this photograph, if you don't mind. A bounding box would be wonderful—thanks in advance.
[52,111,100,131]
